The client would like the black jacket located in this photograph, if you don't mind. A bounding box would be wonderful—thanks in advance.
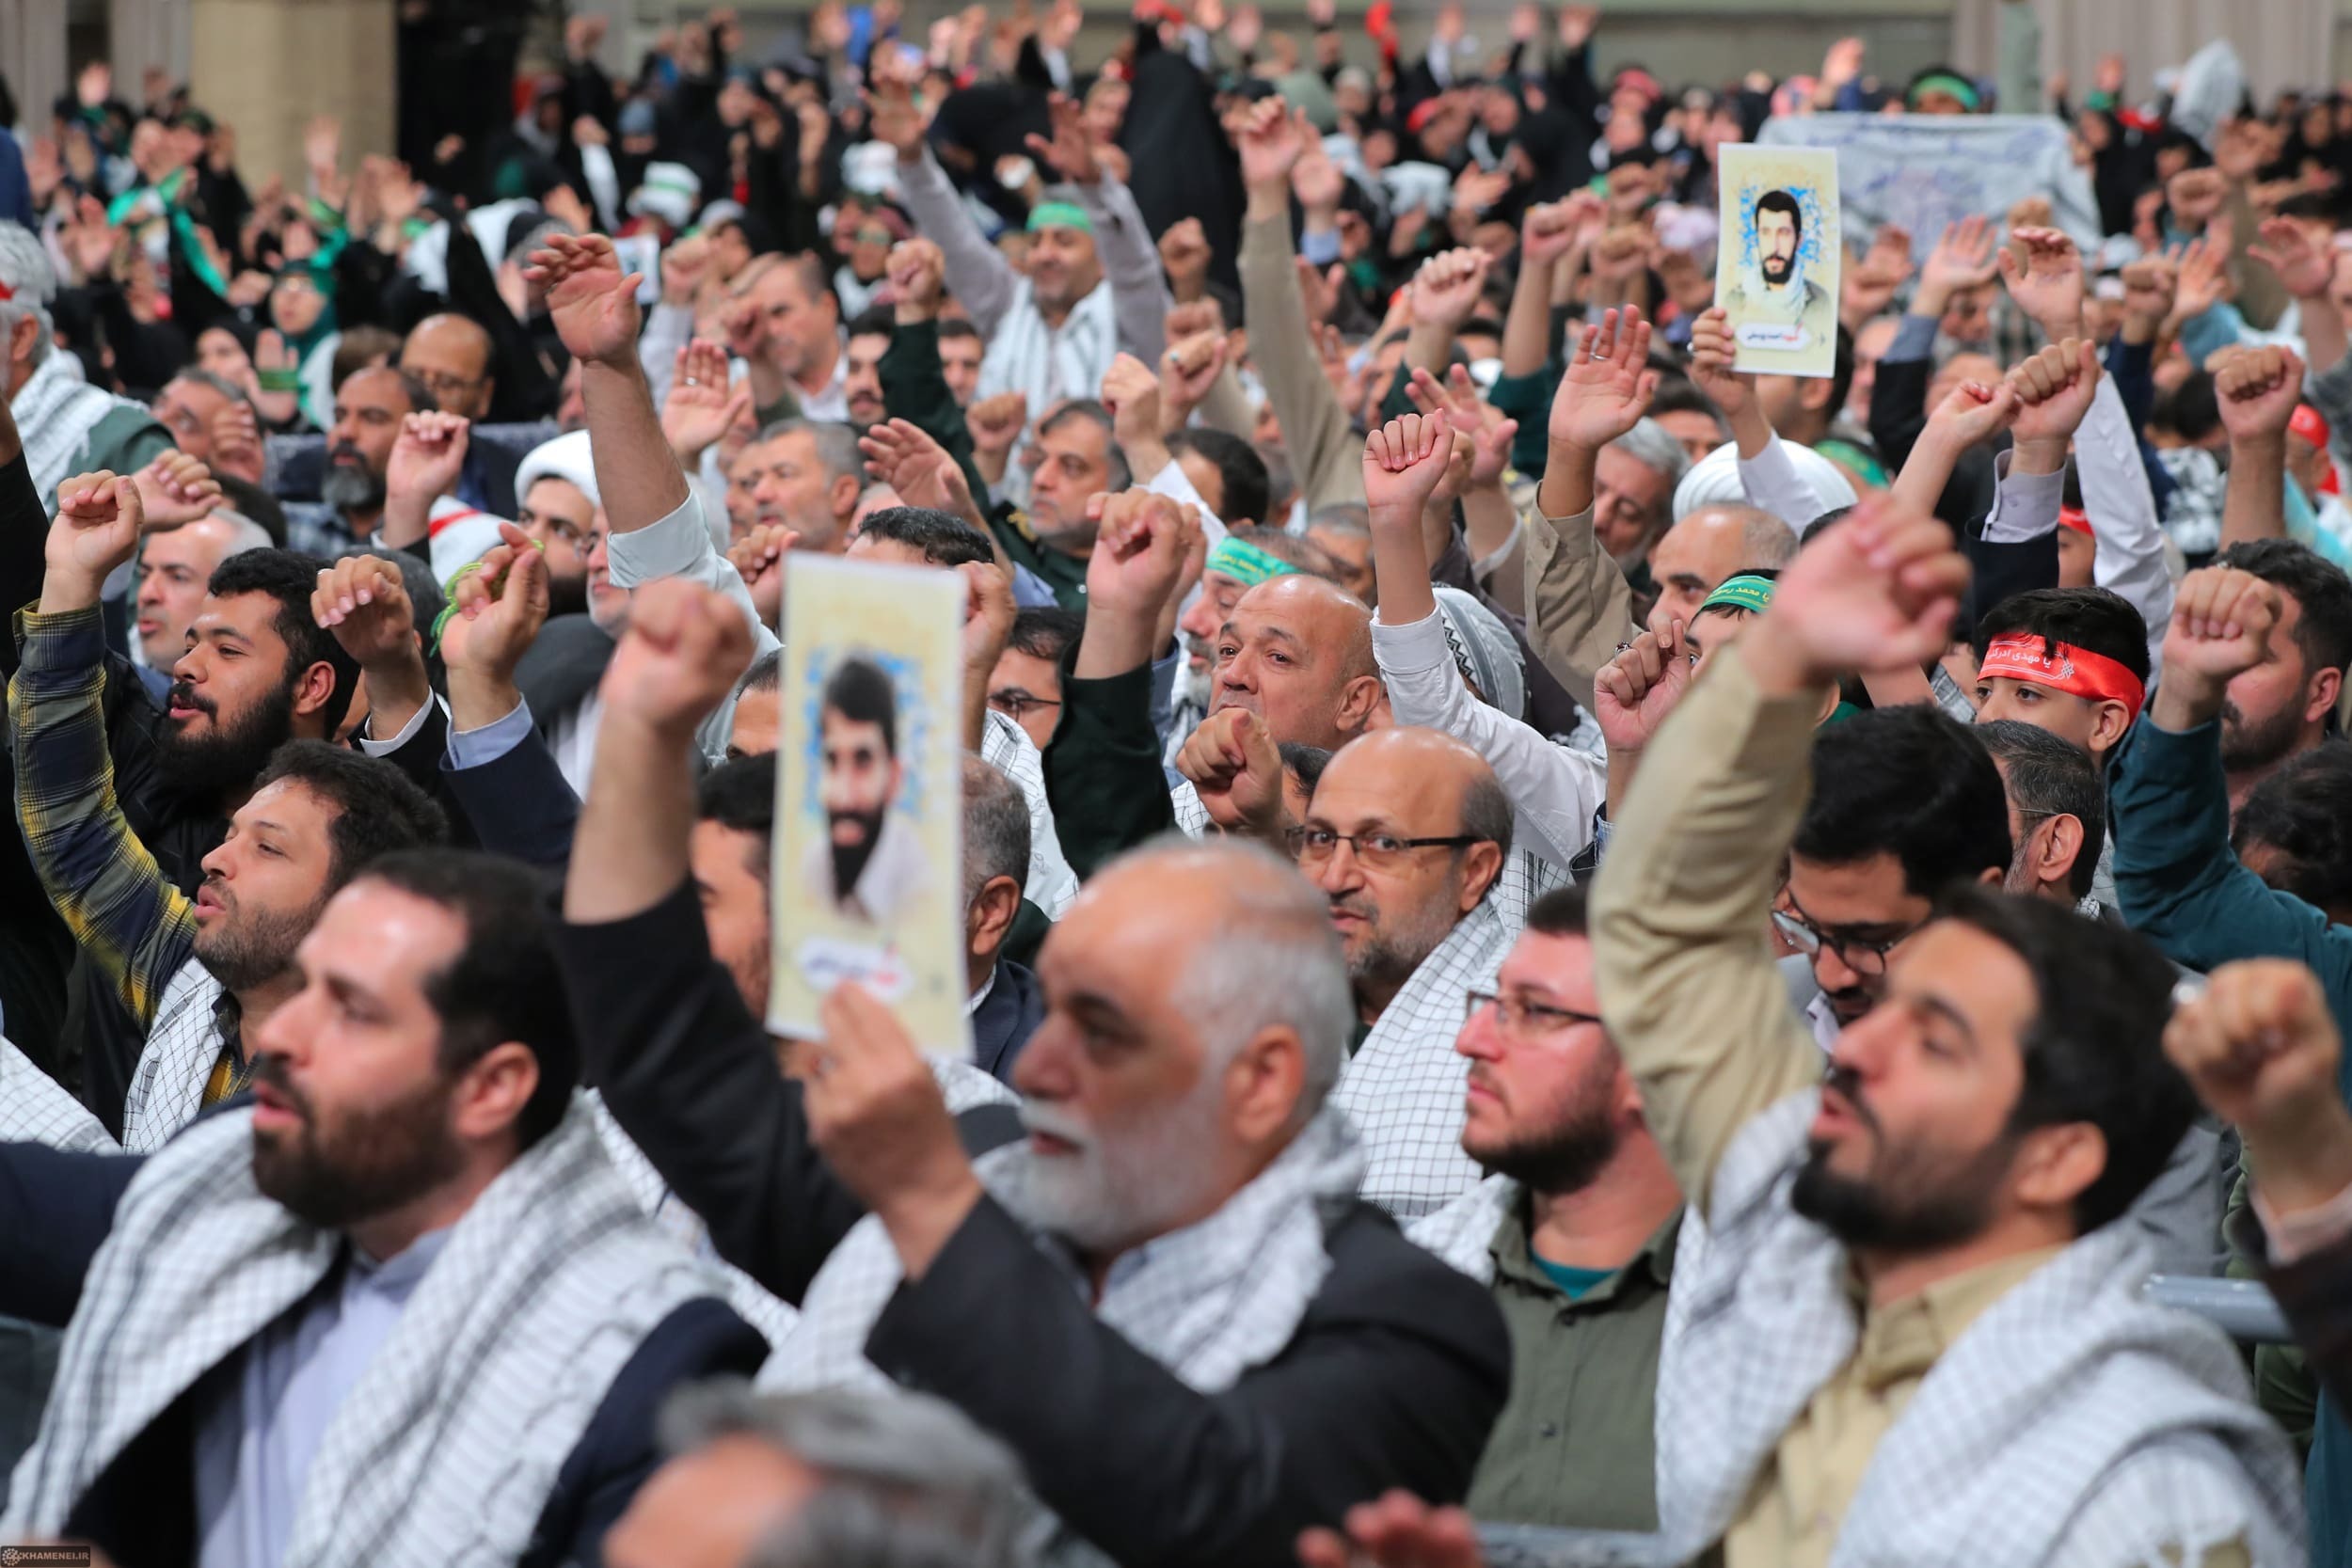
[556,882,1512,1565]
[0,1134,766,1568]
[971,957,1045,1085]
[515,612,616,737]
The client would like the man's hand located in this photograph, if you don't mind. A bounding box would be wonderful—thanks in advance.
[1594,618,1694,752]
[600,577,756,736]
[1999,226,2088,340]
[1085,488,1190,622]
[1101,352,1167,457]
[313,555,421,673]
[524,232,645,369]
[661,232,713,307]
[440,524,552,713]
[1025,89,1102,186]
[2168,231,2232,332]
[866,77,929,163]
[1923,377,2021,450]
[860,420,978,523]
[2213,344,2307,451]
[959,558,1017,677]
[2121,255,2178,342]
[42,471,144,611]
[1234,97,1305,197]
[1297,1493,1487,1568]
[2154,564,2278,732]
[1158,218,1214,301]
[726,522,799,630]
[208,401,267,486]
[1687,306,1754,422]
[1520,194,1596,270]
[1842,223,1913,327]
[1410,248,1491,332]
[1549,306,1658,452]
[662,339,753,463]
[2165,959,2352,1215]
[887,237,946,321]
[965,391,1029,461]
[1405,366,1516,490]
[128,451,222,530]
[386,410,471,506]
[1176,708,1287,838]
[800,982,981,1278]
[2006,339,2102,456]
[1362,411,1454,527]
[1743,496,1970,694]
[2169,166,2228,231]
[2249,216,2336,302]
[1915,214,1999,318]
[1159,331,1228,435]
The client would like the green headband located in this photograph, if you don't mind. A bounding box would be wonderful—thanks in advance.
[1908,72,1981,112]
[1814,438,1889,490]
[1205,536,1300,588]
[1026,201,1094,236]
[1698,574,1775,617]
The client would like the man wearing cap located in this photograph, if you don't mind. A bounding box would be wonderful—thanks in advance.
[871,80,1168,426]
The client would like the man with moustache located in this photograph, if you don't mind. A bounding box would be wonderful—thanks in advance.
[1409,886,1684,1531]
[283,366,436,561]
[802,657,930,925]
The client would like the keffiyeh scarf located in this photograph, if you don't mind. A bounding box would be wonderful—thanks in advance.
[12,350,141,500]
[5,1098,725,1568]
[0,958,227,1154]
[761,1105,1365,1397]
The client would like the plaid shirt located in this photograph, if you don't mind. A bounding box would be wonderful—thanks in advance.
[280,500,366,562]
[9,605,198,1032]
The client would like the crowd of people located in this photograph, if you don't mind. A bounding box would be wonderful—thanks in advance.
[6,2,2352,1564]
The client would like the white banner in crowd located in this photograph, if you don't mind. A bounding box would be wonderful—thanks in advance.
[1759,113,2104,265]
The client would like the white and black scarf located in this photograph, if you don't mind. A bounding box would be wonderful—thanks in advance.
[762,1105,1364,1398]
[4,1098,724,1568]
[12,350,142,500]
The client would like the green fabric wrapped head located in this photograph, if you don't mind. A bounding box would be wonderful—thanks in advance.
[1026,201,1094,236]
[1697,574,1775,617]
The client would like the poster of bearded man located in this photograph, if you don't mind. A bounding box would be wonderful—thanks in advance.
[770,554,967,1055]
[1717,144,1841,377]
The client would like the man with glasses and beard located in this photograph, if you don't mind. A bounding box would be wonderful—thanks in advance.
[1582,499,2298,1568]
[0,850,767,1568]
[803,656,931,926]
[1407,886,1684,1531]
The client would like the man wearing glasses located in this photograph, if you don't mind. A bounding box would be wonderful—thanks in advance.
[1409,885,1684,1531]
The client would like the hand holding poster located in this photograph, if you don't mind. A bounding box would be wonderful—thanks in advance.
[1716,144,1841,379]
[769,555,968,1056]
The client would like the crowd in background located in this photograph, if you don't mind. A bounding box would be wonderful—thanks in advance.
[4,3,2352,1565]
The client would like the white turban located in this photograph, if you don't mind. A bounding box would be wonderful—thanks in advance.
[1671,439,1856,527]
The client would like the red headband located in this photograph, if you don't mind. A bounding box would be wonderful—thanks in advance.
[1979,632,2144,722]
[2058,505,2091,535]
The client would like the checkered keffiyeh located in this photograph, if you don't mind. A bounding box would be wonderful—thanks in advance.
[5,1098,729,1568]
[761,1104,1365,1398]
[0,1034,115,1151]
[1653,1092,2304,1568]
[1333,902,1512,1222]
[587,1060,1015,1351]
[1408,1172,1520,1281]
[980,709,1080,918]
[0,958,228,1156]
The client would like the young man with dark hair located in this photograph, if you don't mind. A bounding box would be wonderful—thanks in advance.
[0,849,768,1568]
[1409,884,1684,1532]
[2207,537,2352,807]
[989,606,1083,752]
[1168,427,1271,529]
[1972,585,2152,765]
[2233,744,2352,927]
[846,505,996,571]
[1591,504,2298,1567]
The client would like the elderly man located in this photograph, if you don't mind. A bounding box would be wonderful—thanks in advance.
[130,510,274,687]
[1409,886,1684,1531]
[1976,719,2106,909]
[1588,501,2299,1567]
[0,851,768,1568]
[0,221,175,502]
[151,369,263,485]
[730,420,865,555]
[871,81,1167,422]
[397,312,548,515]
[730,256,850,424]
[559,574,1507,1565]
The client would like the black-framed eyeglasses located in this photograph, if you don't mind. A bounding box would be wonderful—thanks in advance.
[1466,988,1604,1040]
[1285,827,1490,870]
[1771,890,1920,977]
[988,689,1062,721]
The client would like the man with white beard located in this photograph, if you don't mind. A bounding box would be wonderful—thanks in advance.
[555,576,1509,1566]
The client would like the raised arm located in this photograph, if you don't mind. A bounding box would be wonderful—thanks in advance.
[1592,497,1968,1210]
[2214,345,2307,554]
[875,80,1018,339]
[1689,306,1832,531]
[12,473,200,1030]
[527,232,687,538]
[1026,92,1171,364]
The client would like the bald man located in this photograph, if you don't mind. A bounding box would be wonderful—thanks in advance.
[1206,574,1388,753]
[1645,501,1798,639]
[399,313,546,515]
[1301,727,1518,1218]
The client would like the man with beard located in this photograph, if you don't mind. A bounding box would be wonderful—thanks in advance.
[2197,539,2352,811]
[512,430,602,620]
[555,575,1507,1562]
[802,656,930,925]
[1587,499,2301,1568]
[1722,189,1836,353]
[1406,885,1683,1530]
[1168,529,1342,755]
[731,420,865,555]
[0,849,768,1568]
[129,508,275,695]
[285,365,436,560]
[993,401,1128,612]
[873,79,1168,430]
[842,308,892,432]
[1976,719,2106,911]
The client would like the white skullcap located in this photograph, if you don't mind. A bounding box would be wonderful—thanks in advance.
[515,430,601,511]
[1671,439,1856,527]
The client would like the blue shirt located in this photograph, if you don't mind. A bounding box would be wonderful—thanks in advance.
[194,1228,452,1568]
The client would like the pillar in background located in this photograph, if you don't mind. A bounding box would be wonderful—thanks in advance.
[189,0,395,187]
[0,0,70,141]
[109,0,191,98]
